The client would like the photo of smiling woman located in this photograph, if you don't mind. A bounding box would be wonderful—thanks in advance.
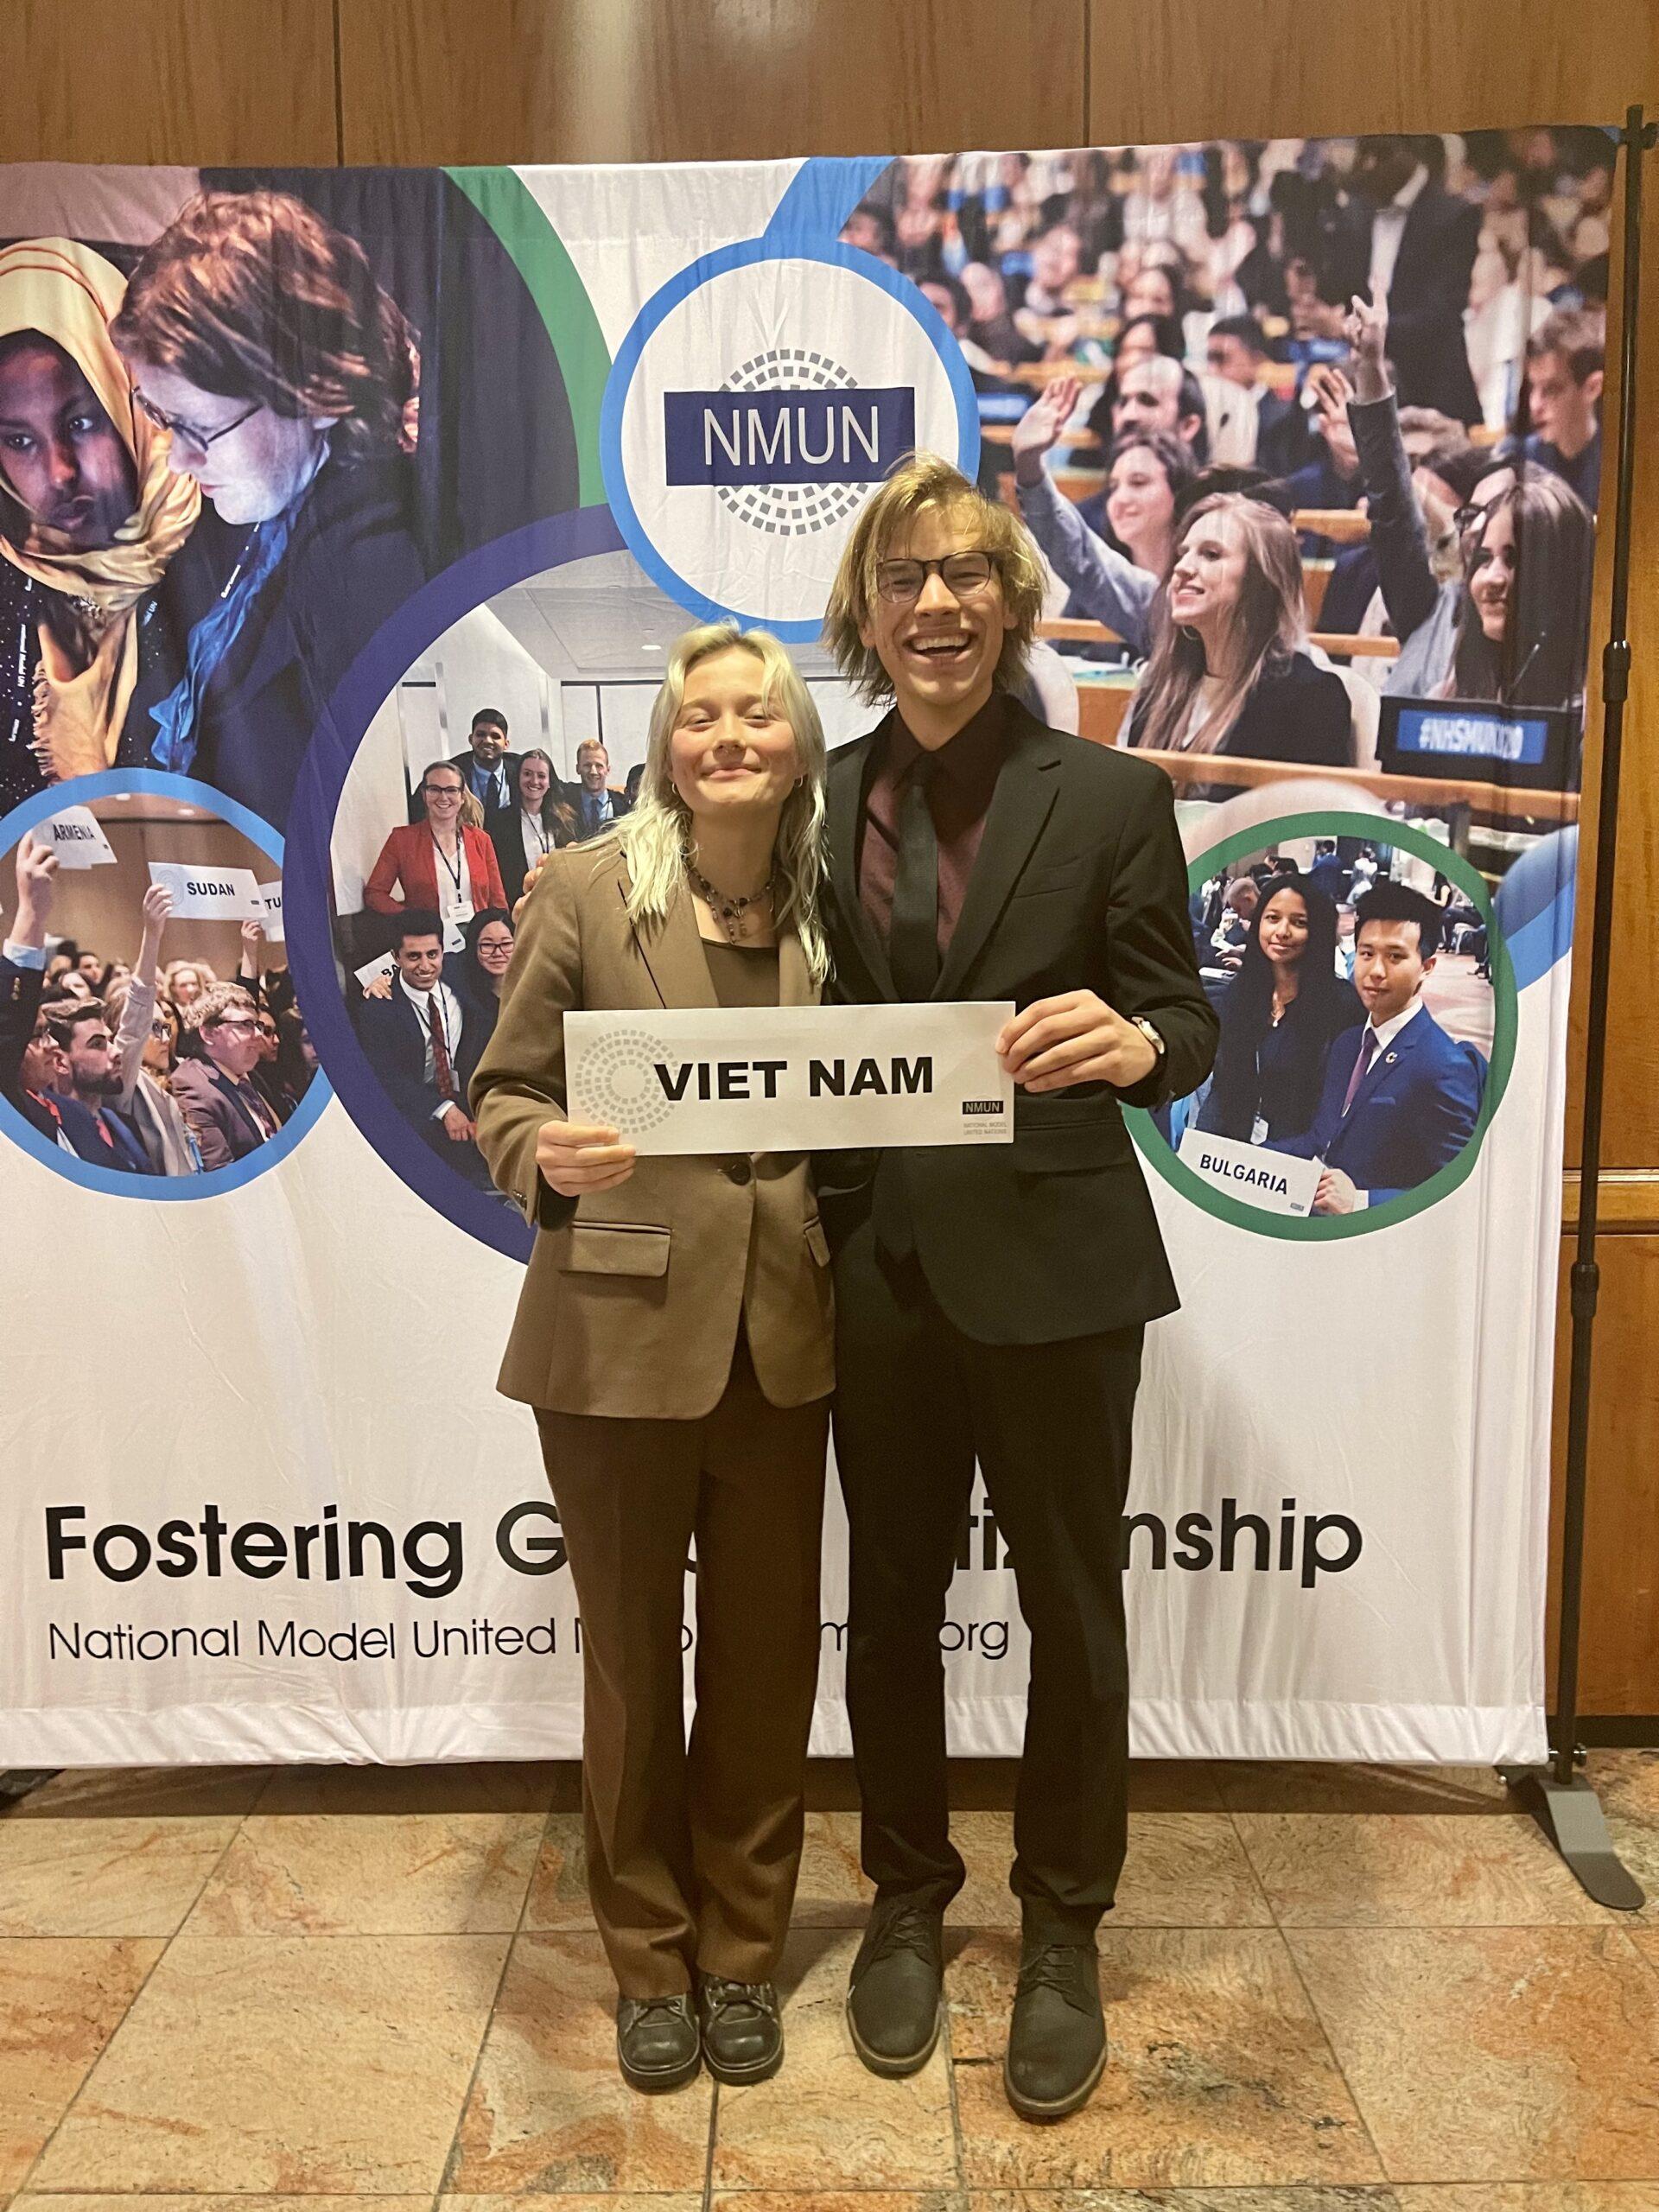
[470,623,833,2100]
[0,238,200,811]
[1125,492,1353,766]
[1195,873,1363,1142]
[1344,283,1595,725]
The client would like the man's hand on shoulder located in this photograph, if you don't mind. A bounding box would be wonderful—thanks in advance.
[996,991,1159,1093]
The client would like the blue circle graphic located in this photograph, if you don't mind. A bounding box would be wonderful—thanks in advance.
[0,769,332,1201]
[600,236,982,642]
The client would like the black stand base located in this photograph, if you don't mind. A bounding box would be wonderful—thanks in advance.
[1499,1764,1647,1910]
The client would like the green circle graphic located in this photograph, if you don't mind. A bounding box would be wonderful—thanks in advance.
[1125,810,1518,1242]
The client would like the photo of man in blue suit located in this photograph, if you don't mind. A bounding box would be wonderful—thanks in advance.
[1272,880,1484,1213]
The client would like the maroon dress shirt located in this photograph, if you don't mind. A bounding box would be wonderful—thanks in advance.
[856,691,1012,962]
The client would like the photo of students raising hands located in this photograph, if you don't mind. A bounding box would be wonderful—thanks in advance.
[0,793,315,1185]
[1344,283,1595,718]
[470,622,834,2098]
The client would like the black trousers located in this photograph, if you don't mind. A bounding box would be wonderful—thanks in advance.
[832,1211,1143,1941]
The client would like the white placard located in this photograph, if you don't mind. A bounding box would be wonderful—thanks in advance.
[354,951,397,991]
[39,806,116,869]
[146,861,267,922]
[257,882,285,943]
[565,1001,1016,1154]
[1177,1127,1323,1217]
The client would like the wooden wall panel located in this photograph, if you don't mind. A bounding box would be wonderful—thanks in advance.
[1549,1237,1659,1712]
[1085,0,1657,143]
[2,0,339,166]
[339,0,1087,166]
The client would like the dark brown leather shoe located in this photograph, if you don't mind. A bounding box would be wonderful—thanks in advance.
[1003,1939,1105,2120]
[616,1993,700,2093]
[696,1975,783,2084]
[845,1896,944,2075]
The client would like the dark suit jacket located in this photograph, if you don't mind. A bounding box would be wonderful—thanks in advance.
[1317,182,1482,424]
[354,982,493,1185]
[569,788,633,842]
[1255,389,1312,479]
[169,1058,279,1172]
[489,804,578,909]
[1128,650,1352,769]
[1273,1004,1484,1204]
[154,454,426,830]
[0,952,43,1103]
[819,697,1219,1344]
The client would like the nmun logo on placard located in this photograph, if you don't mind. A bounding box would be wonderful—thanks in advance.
[603,242,978,640]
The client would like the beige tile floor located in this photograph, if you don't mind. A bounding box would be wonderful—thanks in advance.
[3,1753,1659,2210]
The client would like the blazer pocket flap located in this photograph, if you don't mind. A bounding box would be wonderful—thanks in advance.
[1014,1118,1132,1172]
[804,1218,831,1267]
[563,1223,671,1277]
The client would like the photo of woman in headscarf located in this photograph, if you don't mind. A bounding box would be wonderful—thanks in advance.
[110,190,427,829]
[0,238,200,812]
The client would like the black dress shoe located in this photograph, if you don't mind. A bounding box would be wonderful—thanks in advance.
[845,1895,944,2075]
[615,1993,700,2093]
[1003,1938,1105,2120]
[696,1975,783,2084]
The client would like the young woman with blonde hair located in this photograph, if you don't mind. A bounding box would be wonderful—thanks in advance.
[472,620,832,2098]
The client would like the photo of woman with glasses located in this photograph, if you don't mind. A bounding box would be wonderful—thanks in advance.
[1345,284,1595,727]
[0,238,200,811]
[110,190,427,828]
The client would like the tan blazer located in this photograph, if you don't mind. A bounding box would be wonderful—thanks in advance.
[470,836,834,1420]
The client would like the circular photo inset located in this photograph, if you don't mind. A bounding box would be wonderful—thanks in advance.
[302,538,872,1255]
[0,772,327,1195]
[1128,810,1515,1236]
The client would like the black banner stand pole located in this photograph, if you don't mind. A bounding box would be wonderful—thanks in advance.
[1502,104,1655,1912]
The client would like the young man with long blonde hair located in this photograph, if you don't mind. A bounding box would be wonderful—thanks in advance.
[817,454,1217,2120]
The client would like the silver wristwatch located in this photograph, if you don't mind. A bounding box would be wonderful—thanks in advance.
[1130,1015,1166,1065]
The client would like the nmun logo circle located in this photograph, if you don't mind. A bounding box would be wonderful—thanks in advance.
[601,238,980,643]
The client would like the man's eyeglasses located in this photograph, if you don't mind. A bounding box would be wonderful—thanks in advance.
[133,391,261,458]
[876,552,998,604]
[209,1017,259,1039]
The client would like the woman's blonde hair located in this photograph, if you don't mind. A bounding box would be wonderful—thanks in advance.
[822,450,1046,705]
[601,623,830,981]
[1132,493,1306,757]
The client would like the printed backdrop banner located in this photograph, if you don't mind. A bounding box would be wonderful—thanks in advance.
[0,130,1610,1766]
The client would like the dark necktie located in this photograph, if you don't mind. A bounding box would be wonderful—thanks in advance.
[1341,1029,1379,1116]
[888,753,940,999]
[426,995,458,1102]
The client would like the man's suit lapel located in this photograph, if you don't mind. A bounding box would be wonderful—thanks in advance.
[826,731,896,1002]
[936,707,1062,1000]
[627,869,719,1011]
[207,1063,265,1147]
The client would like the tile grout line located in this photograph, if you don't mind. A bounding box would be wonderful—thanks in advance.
[429,1779,556,2200]
[940,1925,971,2200]
[7,1783,269,2196]
[702,2075,720,2212]
[1222,1789,1401,2191]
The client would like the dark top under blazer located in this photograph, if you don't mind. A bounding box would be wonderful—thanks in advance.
[819,697,1219,1345]
[1198,973,1364,1141]
[1128,649,1352,768]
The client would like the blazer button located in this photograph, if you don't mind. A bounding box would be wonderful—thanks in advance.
[725,1156,753,1185]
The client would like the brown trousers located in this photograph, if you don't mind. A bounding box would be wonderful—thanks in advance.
[536,1326,828,1996]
